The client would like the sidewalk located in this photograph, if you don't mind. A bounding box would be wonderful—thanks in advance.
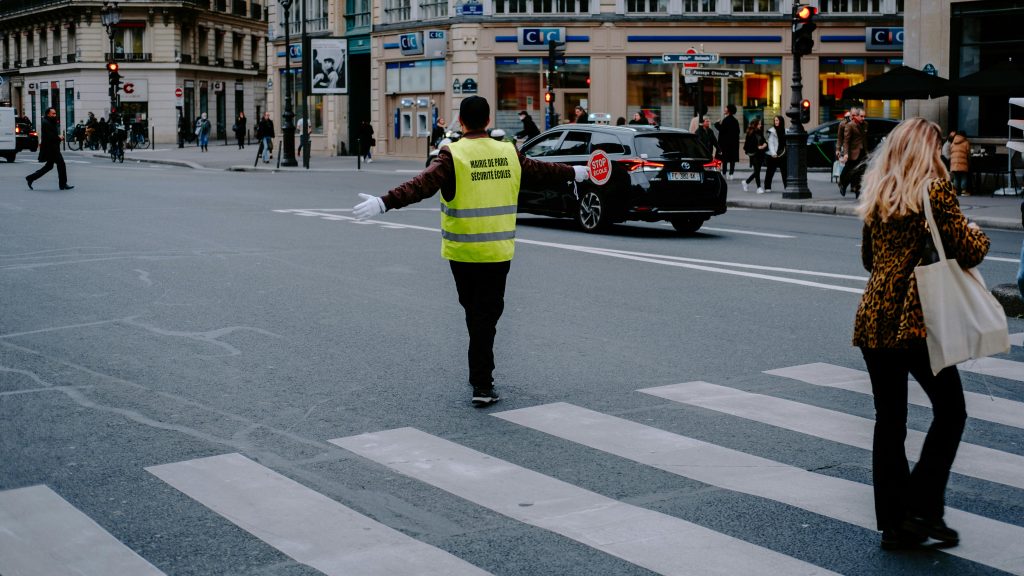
[78,141,1023,231]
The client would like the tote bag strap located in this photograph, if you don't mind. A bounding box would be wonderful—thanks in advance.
[920,181,949,263]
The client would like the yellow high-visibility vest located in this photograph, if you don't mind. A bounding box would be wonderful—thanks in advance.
[442,138,522,262]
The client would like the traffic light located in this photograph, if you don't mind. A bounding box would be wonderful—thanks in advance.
[107,61,122,97]
[544,91,555,105]
[792,4,818,57]
[547,39,566,76]
[800,98,811,124]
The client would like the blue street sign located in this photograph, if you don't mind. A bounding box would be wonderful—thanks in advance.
[662,53,719,64]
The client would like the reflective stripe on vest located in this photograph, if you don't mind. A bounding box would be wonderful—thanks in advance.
[443,138,522,262]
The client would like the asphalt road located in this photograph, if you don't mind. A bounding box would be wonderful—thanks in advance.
[2,157,1023,576]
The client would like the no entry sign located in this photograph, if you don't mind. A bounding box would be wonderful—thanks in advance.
[588,150,611,186]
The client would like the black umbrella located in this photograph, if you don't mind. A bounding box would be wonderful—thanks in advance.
[952,59,1024,96]
[842,65,951,100]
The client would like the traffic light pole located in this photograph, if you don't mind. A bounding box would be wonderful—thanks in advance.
[783,55,811,199]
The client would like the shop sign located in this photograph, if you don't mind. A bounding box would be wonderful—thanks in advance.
[120,79,148,102]
[683,68,744,79]
[399,32,424,56]
[517,27,564,51]
[866,27,903,51]
[424,30,447,58]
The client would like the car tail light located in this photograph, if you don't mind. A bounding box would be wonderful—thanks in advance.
[15,125,21,134]
[703,158,722,172]
[617,158,664,173]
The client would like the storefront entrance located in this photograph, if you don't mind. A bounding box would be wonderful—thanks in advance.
[555,90,588,124]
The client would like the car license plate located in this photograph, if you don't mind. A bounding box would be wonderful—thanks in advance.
[668,172,700,182]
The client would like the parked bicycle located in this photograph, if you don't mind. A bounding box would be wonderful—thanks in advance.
[65,123,87,151]
[125,124,149,150]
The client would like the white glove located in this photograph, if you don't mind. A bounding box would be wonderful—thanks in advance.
[573,166,589,182]
[353,193,385,220]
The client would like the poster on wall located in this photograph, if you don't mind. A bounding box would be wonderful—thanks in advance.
[306,37,348,95]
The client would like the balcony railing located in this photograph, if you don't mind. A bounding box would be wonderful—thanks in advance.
[180,53,193,64]
[38,56,48,65]
[199,55,210,65]
[105,52,153,62]
[215,0,226,10]
[52,55,61,64]
[25,58,33,67]
[1,62,8,70]
[215,57,226,66]
[67,53,76,63]
[233,59,245,69]
[233,0,247,15]
[251,2,263,19]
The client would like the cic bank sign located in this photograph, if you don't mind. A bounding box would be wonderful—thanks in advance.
[517,27,565,51]
[866,27,904,51]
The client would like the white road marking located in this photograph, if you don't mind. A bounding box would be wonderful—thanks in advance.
[331,427,837,576]
[0,485,166,576]
[640,381,1024,491]
[147,453,489,576]
[959,357,1024,382]
[766,363,1024,430]
[665,223,795,238]
[1011,333,1024,347]
[985,256,1019,263]
[495,402,1024,576]
[274,209,868,293]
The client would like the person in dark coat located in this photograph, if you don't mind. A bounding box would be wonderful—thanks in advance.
[26,107,72,190]
[628,112,647,125]
[742,117,767,194]
[177,114,190,148]
[234,111,247,150]
[695,117,720,159]
[515,111,540,142]
[714,103,740,179]
[357,120,374,163]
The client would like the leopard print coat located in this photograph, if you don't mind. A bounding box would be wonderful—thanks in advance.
[852,178,990,349]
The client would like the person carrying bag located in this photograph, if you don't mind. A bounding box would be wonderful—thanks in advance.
[852,117,997,552]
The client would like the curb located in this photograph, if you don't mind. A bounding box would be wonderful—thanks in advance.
[727,199,1021,231]
[993,283,1024,318]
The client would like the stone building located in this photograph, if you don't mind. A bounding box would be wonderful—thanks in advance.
[0,0,268,145]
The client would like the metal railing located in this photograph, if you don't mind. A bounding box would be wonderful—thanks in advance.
[233,0,247,15]
[233,59,245,69]
[105,52,153,62]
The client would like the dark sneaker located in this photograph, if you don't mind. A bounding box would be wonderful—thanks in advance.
[901,516,959,547]
[471,386,500,407]
[880,528,927,550]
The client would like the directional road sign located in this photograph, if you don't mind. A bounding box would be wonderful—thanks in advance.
[663,53,719,64]
[683,68,744,78]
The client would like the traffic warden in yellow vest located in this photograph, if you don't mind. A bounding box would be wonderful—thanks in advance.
[353,96,588,406]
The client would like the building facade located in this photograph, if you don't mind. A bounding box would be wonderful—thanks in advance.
[0,0,268,145]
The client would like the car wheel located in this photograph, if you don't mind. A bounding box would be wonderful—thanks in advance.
[670,217,705,234]
[2,152,15,163]
[576,189,610,233]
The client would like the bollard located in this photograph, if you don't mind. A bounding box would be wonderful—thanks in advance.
[151,126,155,150]
[357,138,361,170]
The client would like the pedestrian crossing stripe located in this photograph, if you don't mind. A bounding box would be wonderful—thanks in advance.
[0,485,166,576]
[331,427,839,576]
[146,453,490,576]
[958,357,1024,383]
[1011,333,1024,347]
[639,381,1024,491]
[766,363,1024,430]
[494,402,1024,575]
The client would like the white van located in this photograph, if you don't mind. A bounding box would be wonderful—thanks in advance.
[0,107,16,163]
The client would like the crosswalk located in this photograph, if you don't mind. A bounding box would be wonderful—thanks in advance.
[2,352,1023,575]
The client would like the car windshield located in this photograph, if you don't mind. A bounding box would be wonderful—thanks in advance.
[634,134,708,159]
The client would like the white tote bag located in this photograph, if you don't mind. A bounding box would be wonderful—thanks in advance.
[915,186,1010,375]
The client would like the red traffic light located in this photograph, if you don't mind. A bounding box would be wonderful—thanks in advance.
[544,91,554,104]
[106,61,119,72]
[800,99,811,110]
[795,5,817,20]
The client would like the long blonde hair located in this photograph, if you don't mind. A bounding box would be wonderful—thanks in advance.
[857,117,949,224]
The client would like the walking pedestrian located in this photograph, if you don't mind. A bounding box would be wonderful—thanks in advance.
[628,112,647,125]
[839,106,868,197]
[714,104,740,179]
[742,117,767,194]
[350,96,588,406]
[948,130,971,196]
[97,117,109,152]
[257,111,275,163]
[432,117,448,148]
[837,111,853,195]
[195,112,212,152]
[25,107,73,190]
[234,111,247,150]
[573,105,589,123]
[764,115,788,192]
[515,111,540,142]
[177,114,190,149]
[25,106,73,189]
[695,117,720,159]
[358,120,374,163]
[853,117,989,551]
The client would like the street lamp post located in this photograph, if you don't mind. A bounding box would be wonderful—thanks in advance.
[100,2,121,116]
[278,0,298,166]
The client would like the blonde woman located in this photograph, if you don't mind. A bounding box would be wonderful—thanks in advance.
[852,118,989,551]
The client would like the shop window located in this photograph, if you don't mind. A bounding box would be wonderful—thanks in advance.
[820,58,901,123]
[819,0,881,13]
[627,0,668,13]
[731,0,779,13]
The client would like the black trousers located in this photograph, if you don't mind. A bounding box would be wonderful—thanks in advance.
[840,155,866,192]
[28,153,68,188]
[745,154,764,187]
[449,260,511,387]
[765,154,787,189]
[860,344,966,531]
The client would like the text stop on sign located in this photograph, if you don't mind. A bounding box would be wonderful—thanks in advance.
[588,150,611,186]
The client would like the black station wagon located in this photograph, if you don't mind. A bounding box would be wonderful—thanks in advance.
[518,124,727,234]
